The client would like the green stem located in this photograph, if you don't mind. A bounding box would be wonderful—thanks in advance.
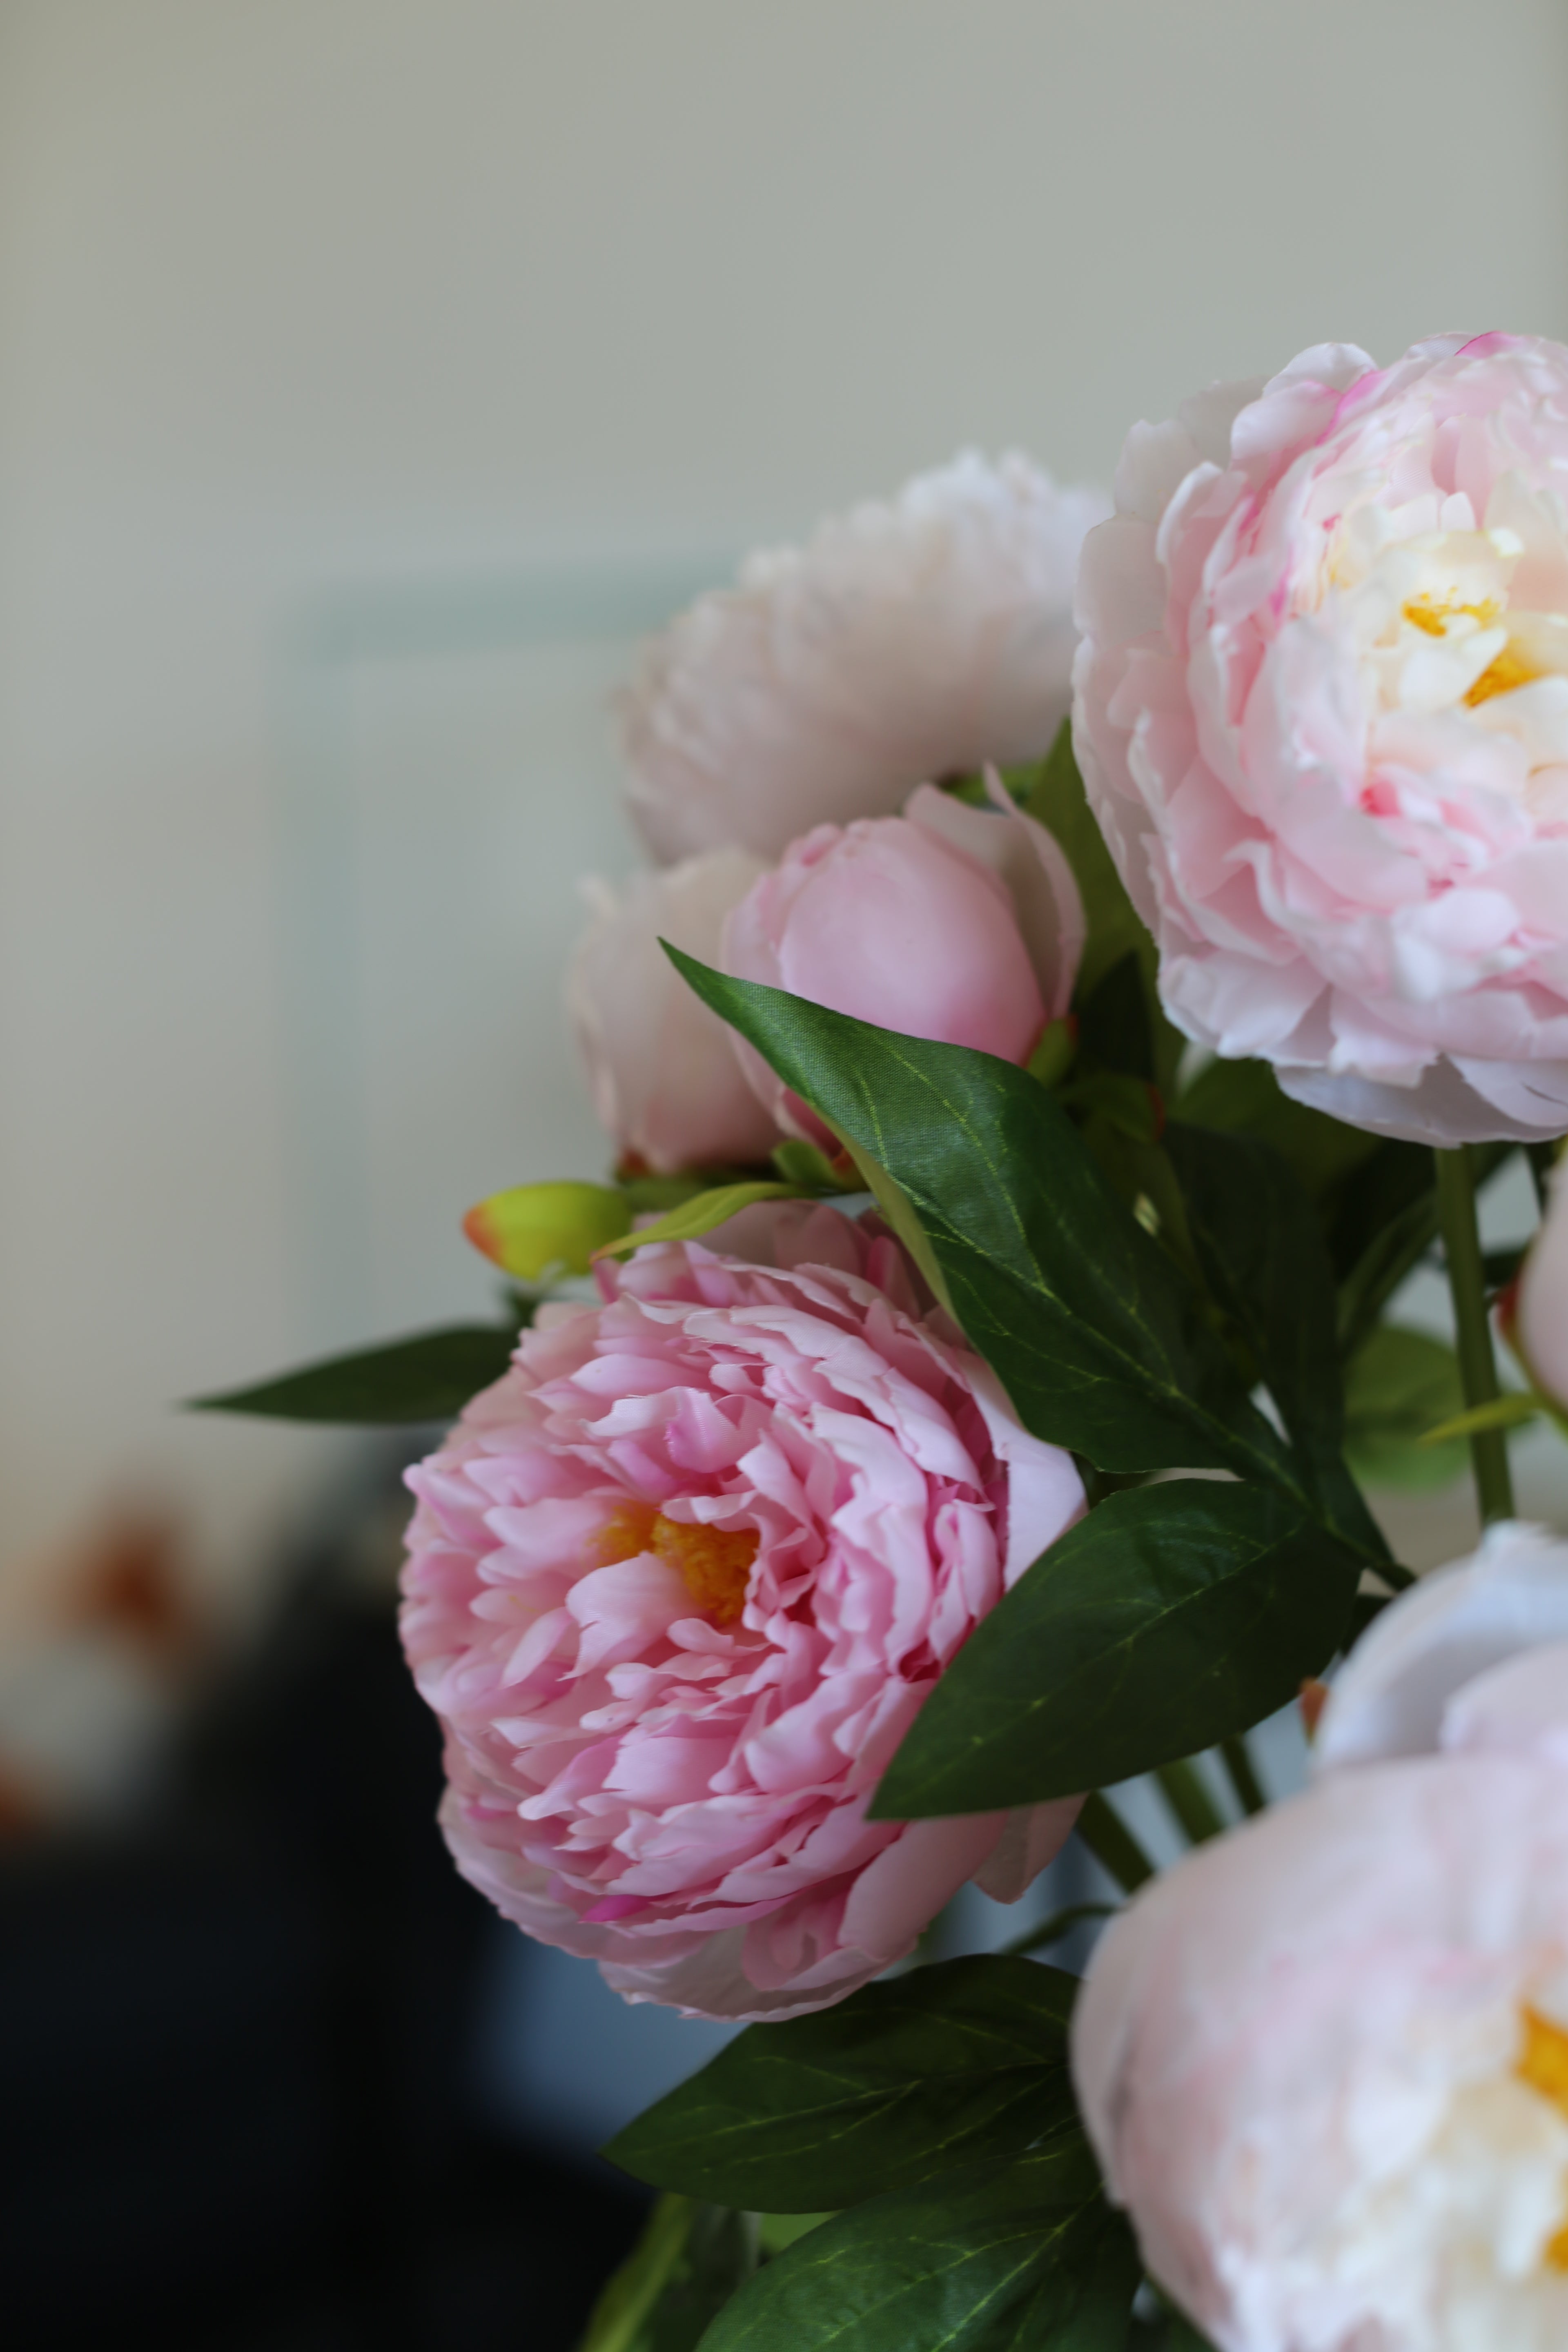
[1218,1734,1267,1817]
[1076,1791,1156,1892]
[1434,1146,1515,1525]
[1155,1758,1226,1846]
[994,1900,1117,1962]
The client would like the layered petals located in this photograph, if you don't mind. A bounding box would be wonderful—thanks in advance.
[623,452,1109,863]
[400,1212,1086,2020]
[1074,334,1568,1142]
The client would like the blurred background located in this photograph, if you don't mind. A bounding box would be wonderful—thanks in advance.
[2,2,1567,2344]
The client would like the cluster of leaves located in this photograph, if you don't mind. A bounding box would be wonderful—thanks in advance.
[196,726,1526,2350]
[592,1959,1152,2352]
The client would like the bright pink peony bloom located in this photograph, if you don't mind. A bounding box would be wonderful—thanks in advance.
[621,452,1109,864]
[567,849,782,1174]
[1073,1758,1568,2352]
[721,782,1083,1142]
[399,1209,1085,2020]
[1075,332,1568,1143]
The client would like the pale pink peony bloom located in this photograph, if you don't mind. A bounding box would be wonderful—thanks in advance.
[1073,1757,1568,2352]
[1513,1163,1568,1411]
[567,848,782,1173]
[1074,332,1568,1143]
[1314,1520,1568,1772]
[399,1209,1085,2020]
[721,782,1084,1141]
[622,452,1110,864]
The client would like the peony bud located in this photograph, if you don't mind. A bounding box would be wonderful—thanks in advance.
[463,1180,630,1281]
[721,782,1083,1141]
[568,849,783,1174]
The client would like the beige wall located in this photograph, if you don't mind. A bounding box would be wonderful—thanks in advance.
[3,0,1566,1623]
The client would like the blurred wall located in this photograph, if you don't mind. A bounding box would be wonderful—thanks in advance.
[2,0,1566,1625]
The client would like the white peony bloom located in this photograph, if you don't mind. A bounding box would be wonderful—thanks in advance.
[1073,1758,1568,2352]
[567,847,781,1174]
[1314,1521,1568,1772]
[620,452,1110,863]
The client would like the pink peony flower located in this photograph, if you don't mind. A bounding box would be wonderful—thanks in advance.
[399,1208,1085,2020]
[622,452,1110,864]
[1073,1757,1568,2352]
[1314,1519,1568,1772]
[1513,1165,1568,1412]
[721,782,1083,1142]
[1074,332,1568,1143]
[567,849,782,1174]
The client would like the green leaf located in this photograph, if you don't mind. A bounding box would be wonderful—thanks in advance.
[1012,726,1144,1002]
[1075,950,1155,1085]
[756,2215,833,2258]
[579,2197,758,2352]
[188,1319,527,1424]
[771,1138,853,1191]
[661,950,1296,1488]
[873,1481,1360,1817]
[1176,1055,1381,1204]
[1011,724,1183,1092]
[605,1957,1078,2214]
[595,1182,807,1259]
[1420,1390,1545,1444]
[696,2132,1138,2352]
[1343,1325,1468,1492]
[1163,1123,1387,1564]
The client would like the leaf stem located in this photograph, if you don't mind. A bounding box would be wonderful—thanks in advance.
[993,1900,1118,1961]
[1076,1791,1156,1892]
[1434,1146,1515,1525]
[1155,1758,1226,1846]
[1218,1734,1267,1817]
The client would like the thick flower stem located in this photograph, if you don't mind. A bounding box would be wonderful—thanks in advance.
[1076,1791,1156,1893]
[1434,1146,1516,1526]
[993,1900,1117,1962]
[1219,1734,1267,1817]
[1155,1758,1226,1846]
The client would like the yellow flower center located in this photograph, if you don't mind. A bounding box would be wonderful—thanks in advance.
[596,1500,758,1625]
[1399,590,1548,710]
[1466,640,1545,707]
[1403,593,1503,638]
[1517,2006,1568,2273]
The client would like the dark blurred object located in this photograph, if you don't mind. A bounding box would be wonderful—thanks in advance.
[0,1457,648,2351]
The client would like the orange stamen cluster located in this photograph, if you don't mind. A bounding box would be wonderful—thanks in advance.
[596,1501,758,1625]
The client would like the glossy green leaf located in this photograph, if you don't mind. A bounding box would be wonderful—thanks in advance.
[605,1957,1077,2213]
[1163,1123,1387,1564]
[1343,1325,1469,1492]
[1175,1055,1381,1204]
[188,1319,526,1424]
[579,2196,758,2352]
[697,2132,1138,2352]
[873,1481,1360,1817]
[662,951,1296,1488]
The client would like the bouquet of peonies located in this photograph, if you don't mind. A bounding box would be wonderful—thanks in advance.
[210,336,1568,2352]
